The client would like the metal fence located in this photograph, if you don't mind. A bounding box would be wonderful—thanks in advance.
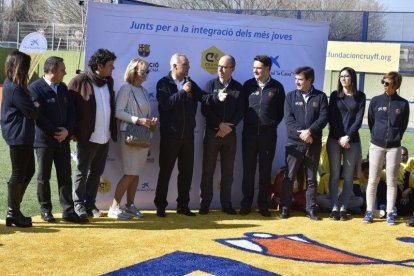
[0,21,83,51]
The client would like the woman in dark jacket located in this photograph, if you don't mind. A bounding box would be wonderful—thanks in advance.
[363,71,409,225]
[1,50,39,227]
[327,67,366,221]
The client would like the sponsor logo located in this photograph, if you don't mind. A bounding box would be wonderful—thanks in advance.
[98,178,111,195]
[201,46,224,74]
[216,232,414,266]
[138,182,155,192]
[106,251,277,275]
[138,44,150,57]
[147,92,157,102]
[148,61,160,73]
[19,32,47,53]
[270,55,280,68]
[272,70,294,77]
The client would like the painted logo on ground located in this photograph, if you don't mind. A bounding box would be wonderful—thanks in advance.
[216,232,414,267]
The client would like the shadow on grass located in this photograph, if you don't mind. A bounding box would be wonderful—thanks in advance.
[25,210,272,231]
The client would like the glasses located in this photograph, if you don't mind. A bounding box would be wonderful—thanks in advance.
[381,79,391,87]
[218,65,232,70]
[339,75,350,79]
[136,69,150,75]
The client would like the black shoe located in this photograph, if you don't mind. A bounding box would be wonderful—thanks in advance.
[329,210,340,221]
[156,209,166,217]
[199,208,209,215]
[62,212,89,224]
[41,211,56,223]
[6,209,32,227]
[407,215,414,227]
[177,208,196,216]
[222,208,237,215]
[259,209,272,217]
[239,207,251,215]
[279,207,290,219]
[339,210,348,221]
[306,210,320,221]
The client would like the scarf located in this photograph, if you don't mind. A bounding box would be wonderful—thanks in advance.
[77,69,114,101]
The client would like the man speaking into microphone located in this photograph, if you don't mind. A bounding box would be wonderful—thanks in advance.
[154,53,210,217]
[199,55,244,215]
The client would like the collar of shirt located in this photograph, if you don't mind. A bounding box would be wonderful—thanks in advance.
[43,76,59,93]
[301,86,314,103]
[219,78,231,88]
[257,76,270,89]
[173,76,185,90]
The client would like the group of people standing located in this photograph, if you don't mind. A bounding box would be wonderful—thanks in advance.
[1,48,412,228]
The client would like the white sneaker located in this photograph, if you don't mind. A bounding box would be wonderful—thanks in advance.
[125,204,144,219]
[108,205,131,219]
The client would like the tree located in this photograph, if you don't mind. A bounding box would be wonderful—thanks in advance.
[137,0,386,40]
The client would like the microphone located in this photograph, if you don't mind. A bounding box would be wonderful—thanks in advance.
[184,76,191,84]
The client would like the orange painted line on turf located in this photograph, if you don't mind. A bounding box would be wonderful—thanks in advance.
[254,238,376,263]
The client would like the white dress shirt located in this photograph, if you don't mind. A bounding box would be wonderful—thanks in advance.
[89,83,111,144]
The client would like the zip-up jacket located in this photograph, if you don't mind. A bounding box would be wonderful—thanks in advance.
[368,92,410,148]
[1,78,39,145]
[156,72,210,139]
[243,77,285,130]
[328,90,366,143]
[201,77,244,130]
[284,87,328,145]
[29,78,76,148]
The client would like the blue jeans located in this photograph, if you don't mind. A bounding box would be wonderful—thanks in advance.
[326,138,361,210]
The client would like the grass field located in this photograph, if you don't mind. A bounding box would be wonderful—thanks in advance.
[0,127,413,220]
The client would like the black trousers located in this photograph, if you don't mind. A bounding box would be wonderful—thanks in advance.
[200,128,236,209]
[36,144,74,214]
[281,143,321,212]
[154,136,194,210]
[73,141,109,210]
[8,145,35,210]
[241,127,277,210]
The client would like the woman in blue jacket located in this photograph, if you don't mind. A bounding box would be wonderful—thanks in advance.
[1,50,39,227]
[363,71,410,225]
[327,67,366,221]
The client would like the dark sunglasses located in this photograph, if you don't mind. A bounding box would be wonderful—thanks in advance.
[137,69,150,75]
[381,79,391,87]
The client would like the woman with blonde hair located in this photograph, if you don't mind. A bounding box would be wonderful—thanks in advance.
[363,71,410,225]
[108,58,157,219]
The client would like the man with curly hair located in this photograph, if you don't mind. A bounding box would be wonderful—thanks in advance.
[68,48,118,219]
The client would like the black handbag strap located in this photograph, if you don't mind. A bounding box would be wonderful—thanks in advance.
[129,84,149,119]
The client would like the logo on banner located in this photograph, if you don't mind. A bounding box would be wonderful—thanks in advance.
[138,182,155,192]
[201,46,224,74]
[147,92,157,102]
[270,55,280,68]
[148,61,160,73]
[98,178,112,195]
[138,44,151,57]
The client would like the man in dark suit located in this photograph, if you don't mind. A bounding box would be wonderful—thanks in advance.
[30,56,87,223]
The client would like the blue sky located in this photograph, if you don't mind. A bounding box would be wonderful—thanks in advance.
[378,0,414,12]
